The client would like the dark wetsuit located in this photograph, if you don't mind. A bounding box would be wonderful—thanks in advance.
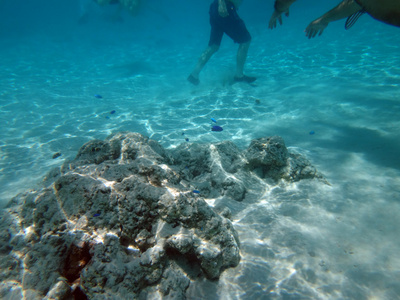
[208,0,251,46]
[354,0,368,11]
[353,0,400,27]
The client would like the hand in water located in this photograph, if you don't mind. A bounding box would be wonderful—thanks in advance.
[218,0,229,17]
[218,6,229,17]
[268,9,289,29]
[305,19,328,39]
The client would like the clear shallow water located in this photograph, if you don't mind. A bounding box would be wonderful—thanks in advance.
[1,0,400,299]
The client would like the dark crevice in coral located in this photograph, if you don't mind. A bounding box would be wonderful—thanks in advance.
[72,285,88,300]
[165,247,203,280]
[62,242,92,284]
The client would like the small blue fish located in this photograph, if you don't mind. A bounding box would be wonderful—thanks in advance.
[105,116,110,119]
[309,131,315,135]
[182,132,185,135]
[193,190,200,194]
[94,94,103,99]
[211,125,223,132]
[185,138,189,142]
[110,110,116,114]
[93,213,101,217]
[211,118,217,123]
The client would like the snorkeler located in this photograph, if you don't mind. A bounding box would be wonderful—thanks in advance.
[94,0,141,16]
[305,0,400,38]
[268,0,400,38]
[78,0,141,24]
[187,0,256,85]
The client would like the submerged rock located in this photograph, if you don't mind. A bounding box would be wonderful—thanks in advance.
[244,136,324,182]
[245,136,289,177]
[0,132,324,299]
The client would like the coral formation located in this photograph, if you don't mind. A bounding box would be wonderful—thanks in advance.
[0,132,323,299]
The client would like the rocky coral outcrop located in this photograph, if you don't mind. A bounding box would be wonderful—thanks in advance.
[244,136,325,182]
[0,132,324,299]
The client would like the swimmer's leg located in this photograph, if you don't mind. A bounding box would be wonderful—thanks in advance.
[188,44,219,85]
[234,41,256,83]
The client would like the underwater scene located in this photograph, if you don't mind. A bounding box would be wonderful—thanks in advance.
[1,0,400,299]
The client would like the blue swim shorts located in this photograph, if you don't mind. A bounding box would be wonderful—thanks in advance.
[208,0,251,46]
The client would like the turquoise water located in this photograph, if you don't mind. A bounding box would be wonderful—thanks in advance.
[1,0,400,299]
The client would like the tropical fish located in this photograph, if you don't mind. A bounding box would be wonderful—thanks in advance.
[94,94,103,99]
[93,213,101,217]
[211,125,223,132]
[211,118,217,123]
[193,190,200,194]
[309,131,315,135]
[185,138,189,142]
[110,110,116,114]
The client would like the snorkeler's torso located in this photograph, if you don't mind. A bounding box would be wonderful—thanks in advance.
[356,0,400,27]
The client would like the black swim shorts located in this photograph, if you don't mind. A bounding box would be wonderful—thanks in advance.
[208,0,251,46]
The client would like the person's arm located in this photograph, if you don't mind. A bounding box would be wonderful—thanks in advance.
[218,0,229,17]
[305,0,362,38]
[268,0,297,29]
